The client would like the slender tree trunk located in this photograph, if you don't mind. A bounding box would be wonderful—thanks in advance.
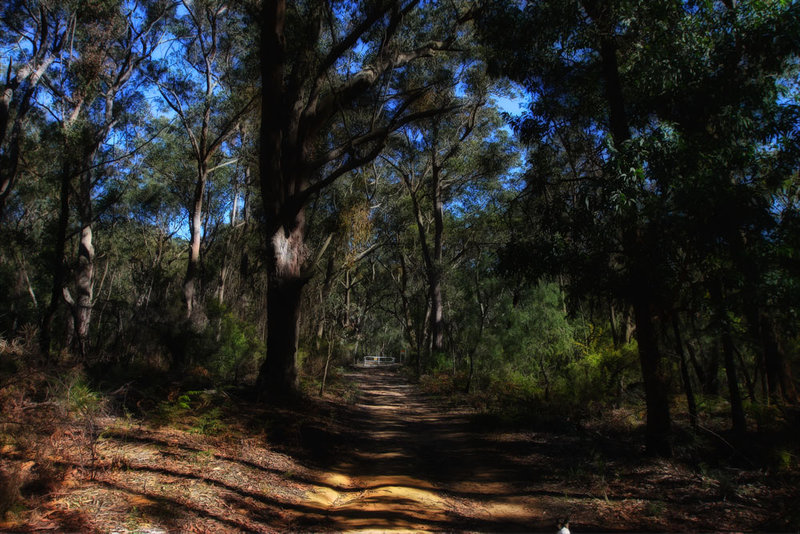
[0,113,25,220]
[40,161,72,355]
[707,343,722,396]
[397,250,416,353]
[431,162,445,354]
[609,301,620,349]
[184,165,207,319]
[711,281,747,434]
[684,337,707,394]
[720,329,747,434]
[6,251,38,334]
[405,176,438,363]
[672,316,697,428]
[625,311,635,344]
[319,334,334,396]
[465,269,487,394]
[345,269,352,327]
[733,345,756,402]
[759,313,794,404]
[421,302,431,372]
[94,269,115,349]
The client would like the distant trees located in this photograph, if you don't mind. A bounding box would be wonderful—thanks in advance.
[383,78,514,371]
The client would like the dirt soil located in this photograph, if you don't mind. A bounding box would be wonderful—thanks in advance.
[2,367,799,532]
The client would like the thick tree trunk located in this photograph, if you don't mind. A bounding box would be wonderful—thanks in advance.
[256,0,455,398]
[256,221,307,400]
[589,3,674,454]
[257,0,300,400]
[74,221,94,356]
[71,165,96,357]
[633,296,672,457]
[257,275,303,398]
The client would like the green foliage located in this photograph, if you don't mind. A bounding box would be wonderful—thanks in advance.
[446,280,644,422]
[65,378,103,417]
[209,301,265,382]
[568,340,641,407]
[155,389,228,436]
[476,281,577,395]
[182,300,265,383]
[44,369,105,421]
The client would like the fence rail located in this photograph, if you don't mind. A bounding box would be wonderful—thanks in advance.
[362,355,396,366]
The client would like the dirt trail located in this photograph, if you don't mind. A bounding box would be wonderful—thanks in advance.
[299,367,552,532]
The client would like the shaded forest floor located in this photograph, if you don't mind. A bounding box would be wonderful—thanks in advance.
[1,366,799,532]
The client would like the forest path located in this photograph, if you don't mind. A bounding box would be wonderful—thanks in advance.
[299,366,559,532]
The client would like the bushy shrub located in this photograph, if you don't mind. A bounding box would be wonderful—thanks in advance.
[185,300,265,383]
[567,340,641,407]
[443,282,644,422]
[298,338,354,395]
[472,281,578,399]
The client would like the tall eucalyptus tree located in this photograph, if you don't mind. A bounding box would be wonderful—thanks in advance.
[256,0,474,398]
[150,0,256,320]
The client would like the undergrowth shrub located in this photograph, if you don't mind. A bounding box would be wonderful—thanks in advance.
[181,300,265,383]
[298,338,358,398]
[419,372,458,396]
[567,341,641,408]
[0,461,24,518]
[154,388,229,435]
[0,346,109,515]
